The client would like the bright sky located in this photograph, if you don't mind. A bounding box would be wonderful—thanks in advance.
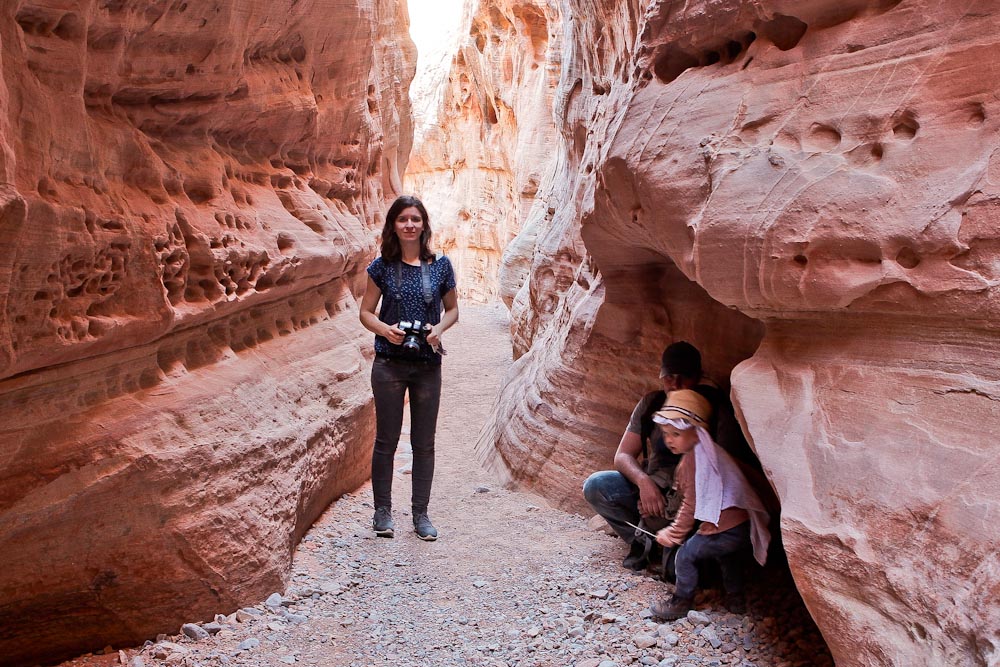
[406,0,468,139]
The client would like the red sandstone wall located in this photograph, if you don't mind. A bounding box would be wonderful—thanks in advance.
[0,1,414,664]
[473,0,1000,665]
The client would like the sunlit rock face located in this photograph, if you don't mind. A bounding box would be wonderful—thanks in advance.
[478,0,1000,665]
[0,1,413,663]
[404,0,561,304]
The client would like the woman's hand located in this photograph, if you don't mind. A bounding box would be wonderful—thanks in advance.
[382,322,405,345]
[426,324,443,348]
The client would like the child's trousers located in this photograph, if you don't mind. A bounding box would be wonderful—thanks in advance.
[673,521,751,600]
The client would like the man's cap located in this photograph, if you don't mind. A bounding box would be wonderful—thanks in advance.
[659,341,701,379]
[652,389,712,427]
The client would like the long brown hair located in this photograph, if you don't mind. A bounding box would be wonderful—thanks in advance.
[380,195,434,263]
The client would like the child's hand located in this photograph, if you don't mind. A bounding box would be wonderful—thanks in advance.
[655,527,679,548]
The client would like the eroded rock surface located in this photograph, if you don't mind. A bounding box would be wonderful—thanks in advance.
[473,0,1000,665]
[0,1,413,664]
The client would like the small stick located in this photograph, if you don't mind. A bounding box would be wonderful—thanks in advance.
[625,520,658,539]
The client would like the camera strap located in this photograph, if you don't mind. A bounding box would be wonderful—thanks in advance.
[392,259,439,322]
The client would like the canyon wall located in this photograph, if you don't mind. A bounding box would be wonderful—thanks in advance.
[404,0,562,303]
[469,0,1000,665]
[0,1,413,664]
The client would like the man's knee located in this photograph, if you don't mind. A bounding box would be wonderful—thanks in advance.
[582,470,620,505]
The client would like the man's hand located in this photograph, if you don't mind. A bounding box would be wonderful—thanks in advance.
[382,322,405,345]
[637,478,666,518]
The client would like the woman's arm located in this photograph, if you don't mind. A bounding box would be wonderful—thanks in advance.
[359,275,405,345]
[427,288,458,347]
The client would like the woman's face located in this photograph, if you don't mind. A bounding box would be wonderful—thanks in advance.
[661,423,698,455]
[394,206,424,242]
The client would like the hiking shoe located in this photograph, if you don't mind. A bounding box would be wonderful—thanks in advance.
[372,507,394,537]
[650,594,694,621]
[413,512,438,541]
[622,539,649,571]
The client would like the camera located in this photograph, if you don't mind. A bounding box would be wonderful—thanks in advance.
[398,320,432,354]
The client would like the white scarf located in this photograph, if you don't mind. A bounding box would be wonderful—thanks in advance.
[664,419,771,565]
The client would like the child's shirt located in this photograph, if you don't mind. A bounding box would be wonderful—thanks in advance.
[658,451,750,546]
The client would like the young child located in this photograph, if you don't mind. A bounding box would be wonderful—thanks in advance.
[649,389,771,619]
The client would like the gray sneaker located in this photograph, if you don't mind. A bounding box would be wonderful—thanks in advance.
[372,507,394,537]
[413,512,438,541]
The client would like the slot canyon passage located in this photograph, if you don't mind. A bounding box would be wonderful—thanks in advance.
[1,2,999,667]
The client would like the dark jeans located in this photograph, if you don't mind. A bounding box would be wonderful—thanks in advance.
[371,357,442,513]
[674,521,751,600]
[582,470,642,543]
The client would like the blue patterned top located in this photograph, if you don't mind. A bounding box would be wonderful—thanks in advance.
[367,256,457,363]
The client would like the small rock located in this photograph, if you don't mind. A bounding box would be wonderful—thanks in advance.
[278,656,296,664]
[236,638,260,652]
[632,634,657,649]
[285,613,308,624]
[474,486,491,493]
[701,626,722,649]
[473,580,488,588]
[235,609,258,623]
[576,660,602,667]
[527,626,542,637]
[151,643,186,660]
[660,631,679,646]
[687,610,711,626]
[587,515,616,535]
[568,626,585,638]
[129,657,145,667]
[265,593,283,609]
[202,622,223,635]
[589,589,609,599]
[181,623,209,641]
[720,642,737,653]
[598,661,618,667]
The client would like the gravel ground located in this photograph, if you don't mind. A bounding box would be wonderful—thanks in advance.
[58,303,833,667]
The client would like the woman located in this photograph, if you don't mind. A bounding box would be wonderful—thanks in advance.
[359,195,459,541]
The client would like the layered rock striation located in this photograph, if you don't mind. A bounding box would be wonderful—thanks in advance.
[0,1,414,664]
[473,0,1000,665]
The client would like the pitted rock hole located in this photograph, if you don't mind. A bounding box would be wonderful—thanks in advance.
[892,110,919,140]
[757,14,808,51]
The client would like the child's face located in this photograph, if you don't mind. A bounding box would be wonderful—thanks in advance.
[661,423,698,455]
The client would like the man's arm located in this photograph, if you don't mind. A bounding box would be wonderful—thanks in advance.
[613,430,667,518]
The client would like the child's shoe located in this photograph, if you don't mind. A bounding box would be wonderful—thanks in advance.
[650,594,693,620]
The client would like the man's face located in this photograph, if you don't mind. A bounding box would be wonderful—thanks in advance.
[661,372,683,393]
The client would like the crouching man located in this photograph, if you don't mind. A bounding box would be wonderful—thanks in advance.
[582,342,713,571]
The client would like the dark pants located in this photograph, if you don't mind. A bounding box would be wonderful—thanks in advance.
[371,357,442,513]
[582,470,642,543]
[674,521,751,600]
